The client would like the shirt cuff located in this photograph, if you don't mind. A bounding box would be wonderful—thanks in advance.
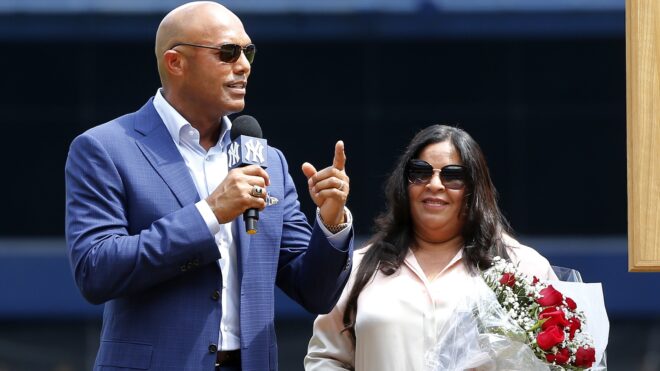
[316,207,353,245]
[196,200,221,236]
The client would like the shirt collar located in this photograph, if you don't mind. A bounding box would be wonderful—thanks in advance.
[152,89,232,149]
[404,246,464,282]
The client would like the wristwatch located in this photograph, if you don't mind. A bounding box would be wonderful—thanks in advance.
[317,208,350,234]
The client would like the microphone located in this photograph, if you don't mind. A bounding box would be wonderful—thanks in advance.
[228,115,268,234]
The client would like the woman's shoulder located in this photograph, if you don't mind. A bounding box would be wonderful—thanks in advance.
[502,234,556,280]
[352,243,373,271]
[503,234,546,262]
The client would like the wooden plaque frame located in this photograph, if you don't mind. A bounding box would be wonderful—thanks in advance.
[627,0,660,271]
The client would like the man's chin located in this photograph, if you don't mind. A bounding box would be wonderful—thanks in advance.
[223,100,246,116]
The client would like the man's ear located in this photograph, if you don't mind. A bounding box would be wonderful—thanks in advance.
[163,50,185,77]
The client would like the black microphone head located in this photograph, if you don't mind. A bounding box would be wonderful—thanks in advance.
[230,115,262,141]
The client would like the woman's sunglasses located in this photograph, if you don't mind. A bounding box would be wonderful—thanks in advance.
[169,42,256,64]
[406,159,467,190]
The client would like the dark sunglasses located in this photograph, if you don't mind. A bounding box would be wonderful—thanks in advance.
[406,159,467,190]
[169,42,256,64]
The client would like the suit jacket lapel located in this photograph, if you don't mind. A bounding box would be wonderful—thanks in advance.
[133,99,199,207]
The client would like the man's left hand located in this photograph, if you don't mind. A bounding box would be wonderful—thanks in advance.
[301,140,350,226]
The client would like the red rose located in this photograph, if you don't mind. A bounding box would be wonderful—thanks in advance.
[537,285,564,307]
[573,346,596,368]
[536,325,565,350]
[539,307,570,330]
[499,272,516,287]
[568,317,582,340]
[532,276,540,285]
[546,347,570,365]
[565,297,577,310]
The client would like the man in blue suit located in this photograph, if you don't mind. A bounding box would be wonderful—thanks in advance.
[64,2,353,370]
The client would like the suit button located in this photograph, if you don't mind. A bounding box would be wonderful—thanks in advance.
[193,258,200,266]
[208,344,218,353]
[180,264,188,272]
[211,290,220,301]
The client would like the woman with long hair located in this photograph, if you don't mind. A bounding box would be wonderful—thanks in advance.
[305,125,557,370]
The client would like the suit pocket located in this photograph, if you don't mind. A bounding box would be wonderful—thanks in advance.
[96,340,153,370]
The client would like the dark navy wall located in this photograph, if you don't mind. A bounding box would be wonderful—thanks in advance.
[1,36,625,236]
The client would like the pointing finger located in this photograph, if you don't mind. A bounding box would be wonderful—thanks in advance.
[332,140,346,171]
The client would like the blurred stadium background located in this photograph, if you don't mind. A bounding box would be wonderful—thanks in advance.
[1,0,658,370]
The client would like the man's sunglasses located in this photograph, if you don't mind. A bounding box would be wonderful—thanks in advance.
[169,42,256,64]
[406,159,467,190]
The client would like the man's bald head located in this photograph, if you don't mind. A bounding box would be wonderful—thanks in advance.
[155,1,244,84]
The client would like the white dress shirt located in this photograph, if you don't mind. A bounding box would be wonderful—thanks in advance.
[153,89,352,351]
[305,236,557,371]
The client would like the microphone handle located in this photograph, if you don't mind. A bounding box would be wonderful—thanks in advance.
[244,208,259,234]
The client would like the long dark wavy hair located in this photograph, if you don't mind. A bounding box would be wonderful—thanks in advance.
[342,125,513,340]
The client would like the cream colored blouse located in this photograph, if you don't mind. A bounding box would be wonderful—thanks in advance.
[305,237,557,371]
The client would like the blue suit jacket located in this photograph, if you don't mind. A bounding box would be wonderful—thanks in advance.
[65,99,353,371]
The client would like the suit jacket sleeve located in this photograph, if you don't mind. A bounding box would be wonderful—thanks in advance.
[65,133,219,305]
[272,148,354,315]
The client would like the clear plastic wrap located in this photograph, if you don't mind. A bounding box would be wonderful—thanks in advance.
[425,264,608,371]
[547,267,609,371]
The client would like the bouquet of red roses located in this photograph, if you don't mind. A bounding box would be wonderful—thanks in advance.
[426,257,608,371]
[483,257,598,369]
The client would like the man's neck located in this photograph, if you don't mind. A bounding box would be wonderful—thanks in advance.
[162,90,224,151]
